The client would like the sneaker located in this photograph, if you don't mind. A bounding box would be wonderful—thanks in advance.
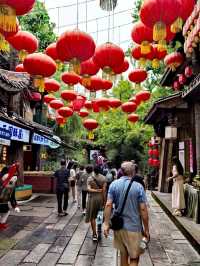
[63,211,68,216]
[78,205,81,209]
[58,212,65,217]
[82,210,86,215]
[92,235,98,241]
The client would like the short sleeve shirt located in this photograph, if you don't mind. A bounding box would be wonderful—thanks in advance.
[108,176,147,232]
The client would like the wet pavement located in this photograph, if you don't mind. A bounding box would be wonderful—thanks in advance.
[0,193,199,265]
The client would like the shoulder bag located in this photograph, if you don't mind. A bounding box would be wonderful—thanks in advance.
[110,177,134,231]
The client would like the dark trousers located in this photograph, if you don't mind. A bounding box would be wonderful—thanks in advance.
[82,190,87,210]
[56,188,69,213]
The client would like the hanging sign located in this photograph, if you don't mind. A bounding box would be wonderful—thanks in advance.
[0,120,30,143]
[32,133,60,149]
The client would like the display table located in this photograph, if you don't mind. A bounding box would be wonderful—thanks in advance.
[184,184,200,224]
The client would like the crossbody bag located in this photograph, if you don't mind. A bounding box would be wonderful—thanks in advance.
[110,177,134,231]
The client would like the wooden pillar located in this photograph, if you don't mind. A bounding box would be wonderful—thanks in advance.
[194,103,200,176]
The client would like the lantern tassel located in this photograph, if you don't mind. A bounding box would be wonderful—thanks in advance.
[138,58,146,69]
[157,40,167,52]
[19,50,28,62]
[141,41,151,55]
[56,60,63,71]
[88,131,94,140]
[0,5,16,32]
[171,17,183,33]
[153,21,166,42]
[82,76,91,87]
[70,58,81,75]
[152,59,160,69]
[0,33,10,52]
[34,76,45,93]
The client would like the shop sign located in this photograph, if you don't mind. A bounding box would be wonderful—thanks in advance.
[32,133,60,149]
[0,120,30,143]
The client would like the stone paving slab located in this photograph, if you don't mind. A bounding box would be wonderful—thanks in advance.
[23,243,51,263]
[0,250,29,265]
[38,252,60,266]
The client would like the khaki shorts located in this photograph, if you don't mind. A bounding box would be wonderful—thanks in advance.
[113,229,142,259]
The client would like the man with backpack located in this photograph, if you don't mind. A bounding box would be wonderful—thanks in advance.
[54,159,70,216]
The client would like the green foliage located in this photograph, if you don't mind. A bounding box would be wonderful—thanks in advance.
[132,0,143,22]
[19,1,57,51]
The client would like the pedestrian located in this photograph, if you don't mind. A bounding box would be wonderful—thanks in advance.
[103,161,115,193]
[104,161,150,266]
[54,159,70,216]
[67,161,77,203]
[76,165,85,210]
[167,156,185,216]
[132,163,145,190]
[85,165,107,241]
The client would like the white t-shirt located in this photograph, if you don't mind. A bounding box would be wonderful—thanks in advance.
[70,169,76,180]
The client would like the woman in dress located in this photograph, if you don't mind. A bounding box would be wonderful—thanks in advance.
[167,157,185,216]
[85,165,107,241]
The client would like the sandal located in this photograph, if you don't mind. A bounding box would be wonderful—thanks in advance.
[92,235,98,241]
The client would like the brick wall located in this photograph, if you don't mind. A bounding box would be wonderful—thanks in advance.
[24,172,56,193]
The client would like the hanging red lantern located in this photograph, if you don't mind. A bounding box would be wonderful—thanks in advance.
[178,74,187,85]
[79,108,89,118]
[49,99,64,110]
[44,79,60,93]
[29,92,41,102]
[148,158,154,166]
[82,76,103,99]
[131,21,153,54]
[152,159,160,167]
[84,100,93,110]
[140,0,181,45]
[121,102,137,113]
[92,100,100,113]
[152,149,159,157]
[56,115,66,127]
[0,18,19,52]
[83,119,98,130]
[185,66,193,78]
[136,90,151,103]
[151,44,167,69]
[45,42,63,70]
[7,31,39,61]
[58,106,73,118]
[56,29,96,74]
[93,42,124,79]
[96,98,110,111]
[43,94,56,104]
[164,52,184,71]
[23,53,56,92]
[0,0,35,32]
[15,64,26,73]
[129,96,140,106]
[72,95,86,112]
[128,114,139,123]
[102,80,113,91]
[61,90,77,102]
[128,69,147,84]
[109,98,122,109]
[173,80,181,91]
[80,58,100,86]
[148,149,154,156]
[131,45,148,68]
[61,72,81,89]
[112,59,129,75]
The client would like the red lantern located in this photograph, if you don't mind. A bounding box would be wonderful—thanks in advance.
[44,79,60,93]
[80,58,100,86]
[129,96,140,106]
[102,80,113,91]
[15,64,26,72]
[96,98,110,110]
[84,100,93,110]
[29,92,41,102]
[79,109,89,118]
[56,115,66,127]
[164,52,184,71]
[56,29,95,74]
[7,31,39,61]
[61,90,77,102]
[58,107,73,118]
[61,72,81,86]
[152,149,159,157]
[148,149,154,156]
[180,0,195,21]
[128,114,139,123]
[83,119,98,130]
[128,69,148,84]
[92,100,100,113]
[72,95,86,111]
[23,53,57,92]
[93,42,124,77]
[136,91,151,102]
[131,45,142,60]
[82,76,103,98]
[49,99,64,110]
[152,159,160,167]
[148,158,154,166]
[112,59,129,75]
[178,74,187,85]
[109,98,122,109]
[121,102,137,113]
[0,0,35,31]
[131,21,153,54]
[185,66,193,78]
[173,80,181,91]
[43,94,56,104]
[140,0,181,43]
[45,42,59,61]
[0,18,18,52]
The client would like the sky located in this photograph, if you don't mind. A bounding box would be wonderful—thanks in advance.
[40,0,135,51]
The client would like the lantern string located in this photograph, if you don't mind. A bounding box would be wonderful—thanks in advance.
[86,0,88,32]
[107,9,111,42]
[76,0,79,29]
[96,18,99,43]
[112,6,115,41]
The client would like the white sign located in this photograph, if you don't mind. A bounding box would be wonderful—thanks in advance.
[165,126,177,139]
[32,133,60,149]
[0,138,10,146]
[0,120,30,143]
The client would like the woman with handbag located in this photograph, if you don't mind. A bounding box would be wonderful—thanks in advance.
[85,165,107,241]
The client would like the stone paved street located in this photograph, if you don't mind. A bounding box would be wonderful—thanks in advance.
[0,192,199,266]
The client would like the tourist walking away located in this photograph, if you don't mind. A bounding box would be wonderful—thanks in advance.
[54,159,70,216]
[104,161,150,266]
[86,165,107,241]
[103,161,115,194]
[132,163,145,190]
[167,156,185,216]
[67,161,77,203]
[76,165,85,210]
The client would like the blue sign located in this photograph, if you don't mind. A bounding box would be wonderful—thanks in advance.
[0,127,11,140]
[32,133,60,149]
[0,120,30,143]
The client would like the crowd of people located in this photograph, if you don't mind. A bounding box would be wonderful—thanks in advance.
[54,158,149,266]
